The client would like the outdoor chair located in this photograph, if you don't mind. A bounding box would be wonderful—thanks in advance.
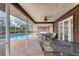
[45,32,56,41]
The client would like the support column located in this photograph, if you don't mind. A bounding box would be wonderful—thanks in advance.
[5,3,10,56]
[26,20,28,48]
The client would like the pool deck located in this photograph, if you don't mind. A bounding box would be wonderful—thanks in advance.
[10,36,44,56]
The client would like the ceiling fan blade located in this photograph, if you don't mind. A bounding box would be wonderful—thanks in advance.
[47,18,53,20]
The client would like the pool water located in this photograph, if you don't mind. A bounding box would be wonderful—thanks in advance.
[10,34,28,40]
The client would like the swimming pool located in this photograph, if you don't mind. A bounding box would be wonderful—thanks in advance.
[10,34,28,40]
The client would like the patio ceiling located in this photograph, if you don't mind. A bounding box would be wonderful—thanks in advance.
[19,3,78,22]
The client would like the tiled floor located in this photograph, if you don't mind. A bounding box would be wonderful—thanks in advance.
[10,37,44,56]
[1,37,79,56]
[49,39,79,56]
[0,44,5,56]
[10,38,27,56]
[25,39,44,56]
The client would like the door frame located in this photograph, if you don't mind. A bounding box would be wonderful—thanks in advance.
[5,3,10,56]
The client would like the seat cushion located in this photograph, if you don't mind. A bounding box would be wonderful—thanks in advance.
[42,44,54,52]
[42,40,51,46]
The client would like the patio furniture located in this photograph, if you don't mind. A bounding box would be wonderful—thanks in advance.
[45,32,56,41]
[40,40,54,55]
[37,32,48,38]
[40,40,65,56]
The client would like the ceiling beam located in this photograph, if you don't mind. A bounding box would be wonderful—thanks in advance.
[11,3,36,23]
[35,22,53,24]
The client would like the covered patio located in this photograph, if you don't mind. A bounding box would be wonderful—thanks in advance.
[0,3,79,56]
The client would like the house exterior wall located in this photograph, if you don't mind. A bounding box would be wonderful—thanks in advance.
[53,5,79,43]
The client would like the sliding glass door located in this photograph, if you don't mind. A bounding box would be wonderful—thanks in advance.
[0,4,6,56]
[0,3,36,56]
[58,16,73,42]
[58,22,63,41]
[0,3,10,56]
[64,20,69,42]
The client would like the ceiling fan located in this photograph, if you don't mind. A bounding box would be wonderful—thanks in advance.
[44,16,48,21]
[44,16,53,21]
